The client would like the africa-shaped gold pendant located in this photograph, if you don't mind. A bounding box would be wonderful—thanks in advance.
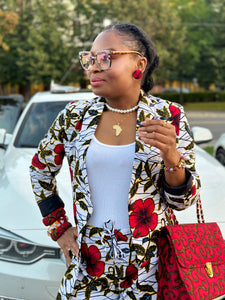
[113,124,122,136]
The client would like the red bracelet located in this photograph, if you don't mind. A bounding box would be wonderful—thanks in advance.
[42,207,66,226]
[47,219,72,241]
[162,156,185,172]
[43,207,72,241]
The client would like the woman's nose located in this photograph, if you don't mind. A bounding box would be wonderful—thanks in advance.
[88,60,101,72]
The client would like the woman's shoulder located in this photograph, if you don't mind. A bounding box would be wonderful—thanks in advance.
[148,93,184,111]
[65,95,102,111]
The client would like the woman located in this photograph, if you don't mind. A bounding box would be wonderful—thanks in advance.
[30,22,200,299]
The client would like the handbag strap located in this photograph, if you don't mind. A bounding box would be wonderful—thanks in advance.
[196,195,205,223]
[167,194,205,225]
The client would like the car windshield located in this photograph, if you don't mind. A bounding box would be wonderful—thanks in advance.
[14,101,68,148]
[0,97,23,133]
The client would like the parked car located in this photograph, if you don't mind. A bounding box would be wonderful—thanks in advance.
[0,94,25,135]
[0,89,225,299]
[214,133,225,166]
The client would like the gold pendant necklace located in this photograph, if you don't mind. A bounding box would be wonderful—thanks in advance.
[113,124,122,136]
[105,102,138,137]
[111,115,127,136]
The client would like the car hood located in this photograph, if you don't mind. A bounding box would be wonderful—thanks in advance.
[0,147,73,247]
[176,145,225,238]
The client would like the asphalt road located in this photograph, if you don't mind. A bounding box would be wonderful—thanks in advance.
[186,110,225,146]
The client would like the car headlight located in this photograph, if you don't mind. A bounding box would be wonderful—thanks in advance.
[0,227,60,264]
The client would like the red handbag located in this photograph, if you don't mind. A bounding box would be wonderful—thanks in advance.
[157,196,225,300]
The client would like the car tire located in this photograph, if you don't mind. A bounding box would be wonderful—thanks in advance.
[215,147,225,166]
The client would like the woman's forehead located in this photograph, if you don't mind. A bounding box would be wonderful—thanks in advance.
[91,31,128,52]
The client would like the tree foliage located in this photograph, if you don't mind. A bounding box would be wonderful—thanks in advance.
[171,0,225,89]
[105,0,187,84]
[0,0,224,95]
[0,1,18,51]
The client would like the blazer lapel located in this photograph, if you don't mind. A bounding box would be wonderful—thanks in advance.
[129,92,161,201]
[76,99,105,190]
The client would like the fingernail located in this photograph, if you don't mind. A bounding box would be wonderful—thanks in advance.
[138,131,147,137]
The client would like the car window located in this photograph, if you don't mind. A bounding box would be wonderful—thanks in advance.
[0,97,23,133]
[14,101,68,148]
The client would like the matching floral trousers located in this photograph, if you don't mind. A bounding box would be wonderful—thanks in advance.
[69,220,157,300]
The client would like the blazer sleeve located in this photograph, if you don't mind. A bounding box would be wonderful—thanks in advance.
[161,104,201,211]
[29,102,80,217]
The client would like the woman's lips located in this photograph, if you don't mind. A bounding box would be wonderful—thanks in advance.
[90,77,105,87]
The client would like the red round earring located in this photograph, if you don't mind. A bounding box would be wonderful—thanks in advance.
[133,69,143,79]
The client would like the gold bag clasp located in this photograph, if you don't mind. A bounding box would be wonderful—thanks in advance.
[205,262,213,278]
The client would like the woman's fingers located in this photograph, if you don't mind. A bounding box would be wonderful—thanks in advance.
[57,227,79,265]
[138,118,178,162]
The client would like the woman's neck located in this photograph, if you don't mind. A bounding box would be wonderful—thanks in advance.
[105,90,140,110]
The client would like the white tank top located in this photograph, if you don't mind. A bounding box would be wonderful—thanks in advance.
[86,136,135,229]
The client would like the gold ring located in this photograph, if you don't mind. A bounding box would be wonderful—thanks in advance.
[162,121,167,127]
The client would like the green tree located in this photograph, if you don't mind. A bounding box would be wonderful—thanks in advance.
[0,0,32,94]
[19,0,72,88]
[213,1,225,89]
[2,0,223,94]
[105,0,188,88]
[59,0,109,86]
[196,0,225,89]
[0,1,18,51]
[173,0,225,89]
[0,0,110,93]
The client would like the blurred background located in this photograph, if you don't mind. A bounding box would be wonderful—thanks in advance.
[0,0,224,102]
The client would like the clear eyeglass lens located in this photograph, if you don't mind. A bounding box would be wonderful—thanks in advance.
[80,51,111,70]
[97,52,110,70]
[80,53,92,70]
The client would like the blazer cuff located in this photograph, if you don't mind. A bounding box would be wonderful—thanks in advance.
[38,194,65,217]
[162,168,193,196]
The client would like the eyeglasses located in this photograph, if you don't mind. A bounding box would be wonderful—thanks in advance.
[79,50,143,71]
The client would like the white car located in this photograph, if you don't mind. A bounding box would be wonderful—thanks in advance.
[0,89,225,299]
[214,133,225,166]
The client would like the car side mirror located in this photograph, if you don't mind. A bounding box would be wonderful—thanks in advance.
[191,126,213,144]
[0,128,12,149]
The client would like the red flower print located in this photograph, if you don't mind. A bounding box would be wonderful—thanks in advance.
[69,167,73,181]
[81,244,105,277]
[32,153,46,169]
[75,120,83,131]
[114,230,128,242]
[54,144,64,165]
[191,186,196,196]
[105,230,128,242]
[169,105,180,135]
[120,264,138,289]
[141,260,149,269]
[129,198,157,238]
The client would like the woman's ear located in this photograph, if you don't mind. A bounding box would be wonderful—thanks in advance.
[137,56,147,73]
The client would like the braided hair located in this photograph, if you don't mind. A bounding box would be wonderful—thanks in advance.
[103,22,159,93]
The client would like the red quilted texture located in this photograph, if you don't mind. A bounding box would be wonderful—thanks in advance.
[157,222,225,300]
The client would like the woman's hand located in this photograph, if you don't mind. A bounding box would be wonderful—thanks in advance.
[138,117,186,186]
[57,226,79,265]
[138,118,180,166]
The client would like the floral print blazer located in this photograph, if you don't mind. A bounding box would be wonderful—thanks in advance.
[30,91,200,294]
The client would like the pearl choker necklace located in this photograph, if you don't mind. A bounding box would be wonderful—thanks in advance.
[105,102,139,114]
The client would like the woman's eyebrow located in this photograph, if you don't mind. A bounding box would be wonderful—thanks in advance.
[99,48,116,52]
